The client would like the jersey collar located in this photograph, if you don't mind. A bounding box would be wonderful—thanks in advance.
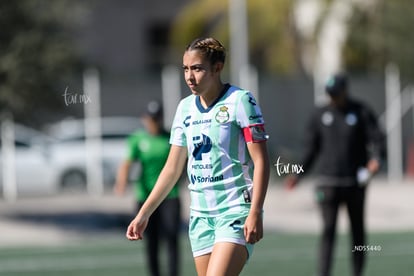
[195,83,230,113]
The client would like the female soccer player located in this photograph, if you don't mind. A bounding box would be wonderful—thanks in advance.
[126,37,270,276]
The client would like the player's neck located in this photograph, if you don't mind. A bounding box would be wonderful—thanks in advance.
[200,82,225,108]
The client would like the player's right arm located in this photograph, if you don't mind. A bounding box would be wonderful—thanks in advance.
[114,160,132,196]
[114,134,139,196]
[126,145,187,240]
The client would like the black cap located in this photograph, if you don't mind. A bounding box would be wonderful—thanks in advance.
[325,74,347,96]
[145,100,163,120]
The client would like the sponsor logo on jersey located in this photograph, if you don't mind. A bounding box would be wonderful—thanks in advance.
[248,96,257,106]
[345,113,358,126]
[192,163,213,169]
[192,119,211,125]
[183,115,191,127]
[229,220,242,231]
[190,174,224,184]
[249,114,263,121]
[321,111,334,126]
[215,106,230,123]
[138,140,150,152]
[192,134,212,161]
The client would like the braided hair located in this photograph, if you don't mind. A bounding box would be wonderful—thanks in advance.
[185,37,226,65]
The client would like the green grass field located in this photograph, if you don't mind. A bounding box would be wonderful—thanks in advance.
[0,231,413,276]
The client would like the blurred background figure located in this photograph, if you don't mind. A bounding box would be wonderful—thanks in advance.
[114,100,181,276]
[285,73,385,276]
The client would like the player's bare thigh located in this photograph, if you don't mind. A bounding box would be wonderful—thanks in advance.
[194,254,210,276]
[194,242,247,276]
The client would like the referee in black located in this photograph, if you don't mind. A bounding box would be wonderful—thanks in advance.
[285,73,384,276]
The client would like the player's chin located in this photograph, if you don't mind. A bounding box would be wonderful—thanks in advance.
[189,88,199,95]
[187,85,199,95]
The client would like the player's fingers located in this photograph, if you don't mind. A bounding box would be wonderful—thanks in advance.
[244,226,249,241]
[245,229,257,244]
[126,229,135,240]
[247,234,256,244]
[126,224,139,240]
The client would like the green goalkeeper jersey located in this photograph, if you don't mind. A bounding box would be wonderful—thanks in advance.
[127,130,179,202]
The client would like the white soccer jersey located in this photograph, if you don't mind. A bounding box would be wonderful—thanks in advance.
[170,84,267,217]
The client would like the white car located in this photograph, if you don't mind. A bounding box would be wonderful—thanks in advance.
[0,124,57,197]
[46,117,142,192]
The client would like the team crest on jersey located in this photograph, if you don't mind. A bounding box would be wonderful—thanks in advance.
[215,106,230,124]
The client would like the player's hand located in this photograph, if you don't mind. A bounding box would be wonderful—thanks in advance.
[126,215,148,241]
[284,175,298,191]
[366,159,380,174]
[244,211,263,244]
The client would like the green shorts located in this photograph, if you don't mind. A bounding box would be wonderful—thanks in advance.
[188,210,254,259]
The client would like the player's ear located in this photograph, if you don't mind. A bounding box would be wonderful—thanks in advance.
[214,62,224,73]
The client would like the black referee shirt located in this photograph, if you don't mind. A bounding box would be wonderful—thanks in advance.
[300,98,384,180]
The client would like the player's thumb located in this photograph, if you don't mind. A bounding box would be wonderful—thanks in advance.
[126,224,138,240]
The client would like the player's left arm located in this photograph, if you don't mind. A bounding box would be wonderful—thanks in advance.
[237,91,270,243]
[244,140,270,244]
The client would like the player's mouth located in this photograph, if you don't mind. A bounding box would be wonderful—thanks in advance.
[187,82,197,90]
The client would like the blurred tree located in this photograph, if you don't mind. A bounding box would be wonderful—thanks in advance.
[171,0,414,81]
[169,0,301,75]
[343,0,414,80]
[0,0,84,125]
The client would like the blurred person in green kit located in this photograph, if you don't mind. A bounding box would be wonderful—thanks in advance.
[114,100,181,276]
